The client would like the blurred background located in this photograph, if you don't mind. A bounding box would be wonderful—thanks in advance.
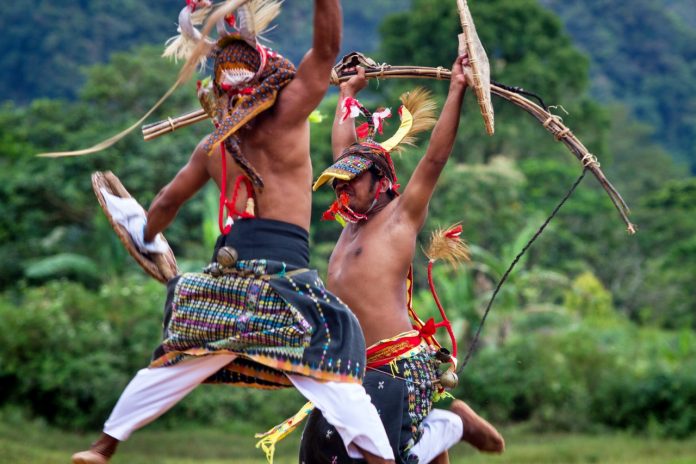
[1,1,695,462]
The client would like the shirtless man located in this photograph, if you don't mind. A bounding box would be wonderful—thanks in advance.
[302,56,504,463]
[71,1,394,463]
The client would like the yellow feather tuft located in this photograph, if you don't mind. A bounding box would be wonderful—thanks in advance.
[391,87,437,153]
[425,223,471,268]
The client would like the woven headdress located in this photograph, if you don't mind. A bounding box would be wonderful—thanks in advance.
[38,0,294,187]
[314,88,437,223]
[166,0,295,189]
[314,87,436,188]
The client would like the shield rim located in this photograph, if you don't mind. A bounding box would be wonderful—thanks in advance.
[92,171,179,284]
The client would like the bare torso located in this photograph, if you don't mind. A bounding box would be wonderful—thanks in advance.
[327,200,420,346]
[205,105,313,231]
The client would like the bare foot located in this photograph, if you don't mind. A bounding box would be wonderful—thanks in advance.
[450,400,505,453]
[72,433,118,464]
[71,450,109,464]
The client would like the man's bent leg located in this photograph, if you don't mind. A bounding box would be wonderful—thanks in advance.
[72,354,236,464]
[104,354,237,439]
[408,409,462,464]
[450,400,505,453]
[287,374,395,463]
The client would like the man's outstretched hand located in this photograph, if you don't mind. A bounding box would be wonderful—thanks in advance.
[100,189,168,255]
[340,66,369,97]
[450,53,473,91]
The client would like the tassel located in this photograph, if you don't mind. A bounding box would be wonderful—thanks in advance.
[163,3,212,68]
[356,122,370,139]
[388,359,400,377]
[432,389,455,403]
[383,87,437,154]
[255,401,315,464]
[425,223,470,268]
[371,107,392,135]
[340,96,363,123]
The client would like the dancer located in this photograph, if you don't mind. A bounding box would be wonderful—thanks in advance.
[72,1,394,463]
[303,56,504,463]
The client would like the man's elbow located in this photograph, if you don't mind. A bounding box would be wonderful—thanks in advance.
[150,193,182,218]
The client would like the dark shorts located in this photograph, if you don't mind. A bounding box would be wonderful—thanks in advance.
[299,347,438,463]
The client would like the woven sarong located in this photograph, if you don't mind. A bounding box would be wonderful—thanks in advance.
[299,332,439,463]
[150,258,365,388]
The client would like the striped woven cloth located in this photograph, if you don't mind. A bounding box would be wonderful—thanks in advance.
[150,259,365,389]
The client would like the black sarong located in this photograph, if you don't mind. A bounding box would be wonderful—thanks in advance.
[150,218,366,388]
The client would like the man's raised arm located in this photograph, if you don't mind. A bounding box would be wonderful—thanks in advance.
[331,67,368,160]
[398,55,471,229]
[275,0,342,123]
[144,139,211,242]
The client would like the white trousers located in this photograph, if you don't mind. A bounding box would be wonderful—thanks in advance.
[103,354,394,460]
[408,409,463,463]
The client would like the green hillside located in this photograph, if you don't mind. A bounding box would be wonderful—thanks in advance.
[541,0,696,170]
[0,0,409,104]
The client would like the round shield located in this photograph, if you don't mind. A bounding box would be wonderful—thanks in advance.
[92,171,179,284]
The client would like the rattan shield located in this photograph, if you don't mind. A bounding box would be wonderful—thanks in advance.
[92,171,179,284]
[457,0,494,135]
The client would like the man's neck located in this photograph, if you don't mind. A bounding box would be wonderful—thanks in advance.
[369,192,394,215]
[350,193,393,230]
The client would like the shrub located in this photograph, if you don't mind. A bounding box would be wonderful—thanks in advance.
[0,278,308,430]
[0,278,162,429]
[457,312,696,436]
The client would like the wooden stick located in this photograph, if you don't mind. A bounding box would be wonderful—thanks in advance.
[142,110,209,141]
[142,111,206,134]
[140,64,635,233]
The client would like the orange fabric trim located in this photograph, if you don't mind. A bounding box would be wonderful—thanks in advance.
[150,350,361,386]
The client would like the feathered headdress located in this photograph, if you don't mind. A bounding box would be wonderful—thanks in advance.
[312,87,437,193]
[37,0,292,174]
[161,0,294,189]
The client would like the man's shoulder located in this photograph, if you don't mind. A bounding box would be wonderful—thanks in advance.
[363,201,418,237]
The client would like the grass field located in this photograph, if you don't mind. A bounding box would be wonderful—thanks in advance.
[2,418,696,464]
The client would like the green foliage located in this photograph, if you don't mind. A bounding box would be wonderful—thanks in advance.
[0,0,695,438]
[427,157,527,249]
[460,314,696,436]
[4,417,696,464]
[623,177,696,328]
[0,278,163,429]
[0,0,177,104]
[591,363,696,438]
[0,0,411,104]
[24,253,100,288]
[0,278,307,430]
[563,271,614,319]
[380,0,589,100]
[0,46,208,289]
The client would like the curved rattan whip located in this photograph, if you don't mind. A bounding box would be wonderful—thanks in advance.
[144,62,635,233]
